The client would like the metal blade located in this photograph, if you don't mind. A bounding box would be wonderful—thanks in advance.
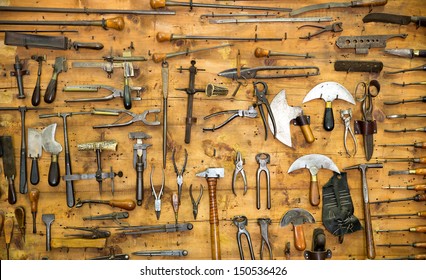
[280,208,315,226]
[288,154,340,174]
[388,170,410,175]
[384,48,413,58]
[28,128,42,158]
[364,134,374,161]
[303,82,354,104]
[363,13,412,25]
[41,123,62,155]
[1,136,16,177]
[290,2,350,16]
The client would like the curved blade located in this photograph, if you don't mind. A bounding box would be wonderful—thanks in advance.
[303,82,354,104]
[288,154,340,173]
[41,123,62,155]
[290,2,350,16]
[280,208,315,226]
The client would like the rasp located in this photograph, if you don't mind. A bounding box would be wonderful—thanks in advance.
[385,48,426,58]
[290,0,388,16]
[363,13,426,27]
[1,136,17,204]
[28,128,42,185]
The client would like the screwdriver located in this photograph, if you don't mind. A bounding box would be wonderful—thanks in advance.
[372,211,426,218]
[376,226,426,233]
[378,157,426,163]
[371,194,426,204]
[382,184,426,191]
[377,242,426,248]
[172,192,179,224]
[29,188,40,233]
[388,168,426,176]
[4,217,14,260]
[379,142,426,149]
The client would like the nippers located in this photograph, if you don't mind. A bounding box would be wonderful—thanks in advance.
[340,109,357,157]
[150,165,165,220]
[233,215,255,260]
[254,81,277,141]
[258,218,273,260]
[92,108,161,128]
[256,153,271,210]
[172,148,188,204]
[189,184,204,220]
[203,106,258,132]
[299,22,343,40]
[232,151,247,196]
[63,226,111,239]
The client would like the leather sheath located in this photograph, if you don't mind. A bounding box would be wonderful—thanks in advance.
[354,120,377,135]
[334,60,383,73]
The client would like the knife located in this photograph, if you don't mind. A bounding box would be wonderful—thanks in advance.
[1,136,17,204]
[41,123,63,187]
[363,13,426,27]
[28,128,42,185]
[384,48,426,58]
[290,0,388,16]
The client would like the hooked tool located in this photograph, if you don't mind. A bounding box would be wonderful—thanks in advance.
[254,81,276,140]
[42,214,55,251]
[0,17,125,30]
[210,17,332,24]
[304,228,332,260]
[129,132,151,206]
[162,61,169,169]
[303,81,355,132]
[336,34,407,54]
[117,223,193,235]
[233,215,255,260]
[196,168,225,260]
[384,96,426,105]
[63,84,143,103]
[172,148,188,204]
[254,47,313,59]
[258,218,273,260]
[92,108,161,128]
[382,183,426,191]
[41,123,62,187]
[10,55,29,99]
[132,250,188,257]
[298,22,343,40]
[152,43,233,63]
[28,128,42,185]
[29,188,40,233]
[44,57,67,103]
[385,48,426,58]
[75,198,136,210]
[384,126,426,133]
[150,165,165,220]
[385,63,426,74]
[4,217,14,259]
[354,80,380,161]
[280,208,315,251]
[290,0,388,16]
[64,227,111,239]
[218,65,320,80]
[232,151,247,196]
[256,153,271,210]
[288,154,340,206]
[376,226,426,233]
[83,212,129,226]
[157,32,286,42]
[340,109,357,157]
[377,242,426,249]
[372,211,426,219]
[14,206,26,243]
[203,106,257,132]
[30,55,46,106]
[344,163,383,259]
[388,168,426,176]
[189,184,203,220]
[363,12,426,27]
[386,113,426,119]
[1,136,17,204]
[371,194,426,204]
[379,142,426,149]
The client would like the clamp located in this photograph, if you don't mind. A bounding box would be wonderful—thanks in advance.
[256,153,271,210]
[232,151,247,196]
[340,109,357,157]
[232,215,255,260]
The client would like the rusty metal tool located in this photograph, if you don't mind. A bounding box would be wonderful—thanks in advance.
[14,206,26,242]
[91,108,161,128]
[288,154,340,206]
[298,22,343,40]
[392,81,426,87]
[210,17,333,24]
[219,65,320,80]
[172,148,188,204]
[172,193,179,224]
[28,128,42,185]
[384,96,426,105]
[371,194,426,204]
[30,55,46,106]
[377,242,426,248]
[83,212,129,226]
[385,63,426,74]
[42,214,55,251]
[386,113,426,119]
[4,217,14,259]
[232,151,247,196]
[150,165,165,220]
[254,47,314,59]
[376,226,426,233]
[280,208,315,251]
[64,227,111,239]
[189,184,203,220]
[304,228,332,260]
[117,223,193,235]
[203,106,258,132]
[258,218,273,260]
[1,136,17,204]
[75,198,136,210]
[344,163,383,259]
[44,56,67,103]
[29,188,40,233]
[363,12,426,27]
[254,81,276,140]
[129,132,151,206]
[379,142,426,149]
[256,153,271,210]
[290,0,387,16]
[63,84,143,103]
[161,61,169,168]
[157,32,286,42]
[152,43,233,63]
[233,215,255,260]
[382,184,426,191]
[10,55,29,99]
[378,157,426,163]
[385,48,426,58]
[41,123,62,187]
[0,17,125,30]
[132,250,188,257]
[372,211,426,219]
[384,126,426,133]
[388,168,426,176]
[196,168,224,260]
[336,34,407,54]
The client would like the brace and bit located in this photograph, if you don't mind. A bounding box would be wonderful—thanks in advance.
[63,226,111,239]
[258,218,273,260]
[256,153,271,210]
[233,215,255,260]
[83,212,129,226]
[172,148,188,204]
[298,22,343,40]
[189,184,203,220]
[340,109,357,157]
[232,151,247,196]
[92,108,160,128]
[203,106,258,132]
[150,165,165,220]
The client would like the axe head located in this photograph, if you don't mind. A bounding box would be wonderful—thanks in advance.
[303,82,355,104]
[288,154,340,175]
[281,208,315,227]
[196,168,224,178]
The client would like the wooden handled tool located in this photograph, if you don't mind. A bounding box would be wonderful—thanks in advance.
[29,188,40,233]
[280,208,315,251]
[254,47,313,58]
[4,217,14,259]
[75,199,136,210]
[152,44,233,63]
[382,184,426,191]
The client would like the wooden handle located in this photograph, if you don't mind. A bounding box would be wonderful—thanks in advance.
[293,224,306,251]
[48,154,60,187]
[364,202,375,259]
[309,174,320,206]
[30,158,39,185]
[105,17,125,31]
[31,77,41,106]
[412,184,426,191]
[323,102,334,131]
[415,194,426,201]
[123,79,132,109]
[51,238,106,248]
[301,124,315,143]
[8,177,17,205]
[414,254,426,260]
[254,47,270,58]
[150,0,167,9]
[352,0,388,7]
[418,211,426,217]
[136,158,144,206]
[207,177,221,260]
[417,157,426,164]
[413,242,426,248]
[44,72,58,103]
[109,200,136,210]
[4,217,14,244]
[411,226,426,233]
[29,188,40,213]
[415,168,426,175]
[156,32,172,42]
[152,53,167,63]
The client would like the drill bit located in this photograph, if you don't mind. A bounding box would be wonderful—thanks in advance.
[371,194,426,204]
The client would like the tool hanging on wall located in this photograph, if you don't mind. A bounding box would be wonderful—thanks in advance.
[132,250,188,257]
[298,22,343,40]
[384,63,426,74]
[254,81,276,140]
[29,188,40,233]
[14,206,26,243]
[371,194,426,204]
[219,65,320,80]
[172,193,179,224]
[156,32,286,42]
[363,12,426,27]
[41,123,62,187]
[382,183,426,191]
[384,126,426,133]
[172,148,188,204]
[388,168,426,176]
[89,247,130,260]
[0,136,17,204]
[304,228,332,260]
[152,43,233,63]
[209,16,333,24]
[10,55,29,99]
[83,212,129,226]
[129,132,151,206]
[256,153,271,210]
[384,96,426,105]
[64,227,111,239]
[92,108,161,128]
[378,157,426,164]
[150,165,165,220]
[336,34,407,54]
[376,226,426,233]
[254,47,314,59]
[4,217,14,259]
[232,151,247,196]
[116,223,193,235]
[258,218,273,260]
[392,81,426,87]
[385,48,426,58]
[189,184,203,220]
[28,128,42,185]
[44,57,67,104]
[334,60,383,73]
[203,106,258,132]
[280,208,315,251]
[290,0,388,16]
[42,214,55,252]
[377,242,426,249]
[161,62,169,169]
[340,109,357,157]
[199,12,279,19]
[372,211,426,219]
[75,198,136,210]
[0,29,78,33]
[63,85,143,103]
[379,142,426,149]
[386,113,426,119]
[232,215,255,260]
[30,55,46,106]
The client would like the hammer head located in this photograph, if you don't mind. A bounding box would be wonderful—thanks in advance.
[303,82,355,104]
[288,154,340,175]
[77,140,117,151]
[344,163,383,172]
[31,55,46,63]
[128,132,151,140]
[196,168,224,178]
[281,208,315,227]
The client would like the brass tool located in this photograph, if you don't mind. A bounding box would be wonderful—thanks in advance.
[75,198,136,210]
[29,188,40,233]
[377,157,426,163]
[10,55,29,99]
[254,47,313,59]
[371,194,426,204]
[152,44,233,63]
[30,55,46,106]
[379,142,426,149]
[376,226,426,233]
[382,184,426,191]
[4,217,14,259]
[377,242,426,248]
[14,206,26,242]
[157,32,285,42]
[372,211,426,218]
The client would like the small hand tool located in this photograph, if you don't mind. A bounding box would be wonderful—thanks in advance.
[379,142,426,148]
[387,113,426,119]
[376,226,426,233]
[382,184,426,191]
[189,184,203,220]
[30,55,46,106]
[150,165,165,220]
[92,108,161,128]
[304,228,332,260]
[303,81,355,132]
[384,96,426,105]
[256,153,271,210]
[258,218,273,260]
[0,17,125,30]
[75,198,136,210]
[203,106,258,132]
[29,188,40,233]
[10,55,29,99]
[41,123,62,187]
[152,43,233,63]
[280,208,315,251]
[0,29,78,33]
[371,194,426,204]
[385,63,426,74]
[254,81,276,140]
[1,136,17,204]
[172,148,188,204]
[340,109,357,157]
[384,127,426,133]
[232,152,247,196]
[372,211,426,219]
[28,128,42,185]
[384,255,426,260]
[392,81,426,87]
[254,47,313,59]
[298,22,343,40]
[172,193,179,224]
[377,242,426,248]
[334,60,383,73]
[233,215,255,260]
[89,248,130,260]
[132,250,188,257]
[288,154,340,206]
[161,61,169,169]
[218,65,320,80]
[388,168,426,176]
[378,157,426,163]
[290,0,387,16]
[129,132,151,206]
[157,32,286,43]
[344,163,383,259]
[83,212,129,226]
[210,17,332,24]
[63,84,143,103]
[363,12,426,27]
[14,206,26,243]
[385,48,426,58]
[64,227,111,239]
[117,223,193,235]
[336,34,407,54]
[42,214,55,251]
[199,12,278,19]
[196,168,225,260]
[44,57,67,103]
[4,217,14,259]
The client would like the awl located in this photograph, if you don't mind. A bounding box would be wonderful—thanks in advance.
[388,168,426,176]
[382,184,426,191]
[371,194,426,204]
[377,157,426,163]
[376,226,426,233]
[385,48,426,58]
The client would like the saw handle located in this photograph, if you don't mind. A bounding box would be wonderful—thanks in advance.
[207,177,221,260]
[351,0,388,7]
[7,177,17,205]
[30,157,39,185]
[48,154,60,187]
[323,102,334,131]
[310,174,320,206]
[293,224,306,251]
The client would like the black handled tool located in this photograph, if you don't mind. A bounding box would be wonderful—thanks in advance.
[44,57,67,103]
[10,55,29,99]
[30,55,46,106]
[1,136,17,204]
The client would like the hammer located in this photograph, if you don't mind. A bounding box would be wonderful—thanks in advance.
[196,167,224,260]
[30,54,46,106]
[344,163,383,260]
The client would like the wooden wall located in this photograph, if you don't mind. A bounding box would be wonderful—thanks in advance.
[0,0,425,260]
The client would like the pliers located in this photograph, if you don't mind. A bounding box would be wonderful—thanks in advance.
[232,215,255,260]
[92,108,160,128]
[299,22,343,40]
[203,106,258,132]
[256,153,271,210]
[340,109,357,157]
[189,184,203,220]
[254,81,276,141]
[63,226,111,239]
[172,148,188,204]
[258,218,273,260]
[232,151,247,196]
[150,165,165,220]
